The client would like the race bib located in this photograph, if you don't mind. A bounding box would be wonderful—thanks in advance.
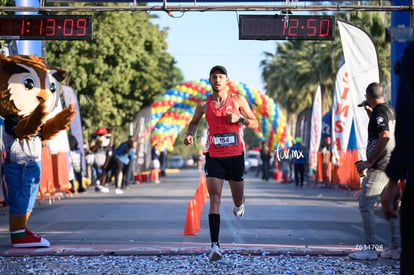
[213,132,238,147]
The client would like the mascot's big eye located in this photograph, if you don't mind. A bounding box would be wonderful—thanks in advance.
[24,77,35,90]
[50,82,57,93]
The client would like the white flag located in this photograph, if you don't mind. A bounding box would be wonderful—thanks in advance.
[338,21,380,160]
[309,86,322,170]
[331,64,353,162]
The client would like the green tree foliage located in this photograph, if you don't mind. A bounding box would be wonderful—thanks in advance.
[46,9,183,141]
[0,0,13,8]
[261,11,390,116]
[0,0,14,15]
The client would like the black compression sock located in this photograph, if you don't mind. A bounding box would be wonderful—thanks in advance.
[208,213,220,245]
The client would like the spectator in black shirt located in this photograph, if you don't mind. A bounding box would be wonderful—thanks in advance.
[349,82,399,260]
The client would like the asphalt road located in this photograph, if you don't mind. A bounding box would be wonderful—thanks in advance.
[0,167,394,257]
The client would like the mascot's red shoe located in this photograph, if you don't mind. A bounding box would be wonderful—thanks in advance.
[11,229,50,248]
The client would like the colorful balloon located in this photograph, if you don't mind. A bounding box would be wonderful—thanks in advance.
[149,79,288,152]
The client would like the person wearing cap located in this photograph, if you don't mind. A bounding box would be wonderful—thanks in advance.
[87,128,112,193]
[95,127,108,136]
[349,82,399,260]
[290,136,307,188]
[184,65,258,261]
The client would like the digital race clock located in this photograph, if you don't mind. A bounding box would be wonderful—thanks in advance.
[0,15,93,40]
[239,15,335,41]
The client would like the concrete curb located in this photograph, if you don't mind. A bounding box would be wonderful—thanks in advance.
[0,243,356,257]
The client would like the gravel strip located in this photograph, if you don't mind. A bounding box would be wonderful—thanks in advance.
[1,254,399,274]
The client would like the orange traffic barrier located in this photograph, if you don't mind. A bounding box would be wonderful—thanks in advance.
[137,174,143,183]
[331,163,339,186]
[38,147,55,201]
[140,172,150,182]
[52,152,71,199]
[315,150,362,191]
[335,150,348,189]
[315,152,323,182]
[150,170,161,181]
[335,150,355,190]
[322,152,332,184]
[315,151,332,185]
[183,200,198,235]
[135,171,160,183]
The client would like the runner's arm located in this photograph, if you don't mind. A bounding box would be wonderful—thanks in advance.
[184,100,206,145]
[236,95,258,129]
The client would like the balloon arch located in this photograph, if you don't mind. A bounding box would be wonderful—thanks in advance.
[149,79,289,153]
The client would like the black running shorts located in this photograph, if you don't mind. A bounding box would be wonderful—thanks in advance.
[204,152,245,181]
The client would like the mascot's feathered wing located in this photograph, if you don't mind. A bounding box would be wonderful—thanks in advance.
[0,55,75,248]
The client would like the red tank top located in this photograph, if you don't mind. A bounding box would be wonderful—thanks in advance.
[205,92,245,157]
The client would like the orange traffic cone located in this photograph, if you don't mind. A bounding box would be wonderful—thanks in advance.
[199,172,208,198]
[199,172,205,183]
[197,189,205,215]
[192,199,201,231]
[198,184,206,205]
[183,200,198,235]
[193,188,203,210]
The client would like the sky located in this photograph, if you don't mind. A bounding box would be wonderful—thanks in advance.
[151,10,278,93]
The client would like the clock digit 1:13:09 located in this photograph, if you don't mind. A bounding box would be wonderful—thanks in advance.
[9,18,88,36]
[0,15,93,40]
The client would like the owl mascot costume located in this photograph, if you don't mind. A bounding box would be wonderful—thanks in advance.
[0,55,76,248]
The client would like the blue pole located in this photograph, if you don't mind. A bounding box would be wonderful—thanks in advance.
[390,0,411,108]
[14,0,42,56]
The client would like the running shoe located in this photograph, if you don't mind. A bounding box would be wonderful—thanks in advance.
[95,185,109,193]
[209,243,222,262]
[233,203,245,218]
